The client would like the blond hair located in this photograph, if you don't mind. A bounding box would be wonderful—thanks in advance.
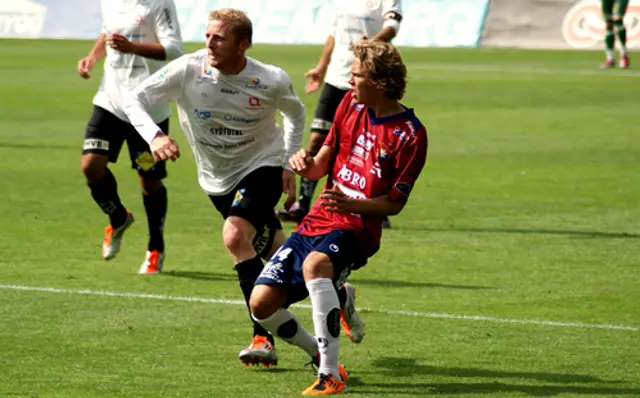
[349,41,406,100]
[208,9,253,46]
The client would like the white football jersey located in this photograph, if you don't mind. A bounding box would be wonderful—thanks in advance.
[325,0,402,90]
[93,0,183,123]
[124,50,306,196]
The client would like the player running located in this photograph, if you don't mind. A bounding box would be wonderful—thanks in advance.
[600,0,630,68]
[78,0,183,274]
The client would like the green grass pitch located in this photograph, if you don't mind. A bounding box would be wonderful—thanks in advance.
[0,39,638,397]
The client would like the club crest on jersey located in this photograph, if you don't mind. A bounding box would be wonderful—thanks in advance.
[393,128,410,142]
[135,151,156,172]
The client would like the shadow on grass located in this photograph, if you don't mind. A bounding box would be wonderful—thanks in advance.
[349,278,494,290]
[0,142,77,150]
[161,270,237,281]
[346,357,635,395]
[406,226,640,239]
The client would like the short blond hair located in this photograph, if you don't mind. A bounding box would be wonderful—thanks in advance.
[349,41,406,100]
[208,9,253,46]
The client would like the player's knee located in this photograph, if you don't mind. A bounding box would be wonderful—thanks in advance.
[139,176,163,196]
[605,19,614,30]
[249,285,282,319]
[612,17,624,29]
[223,218,255,256]
[302,252,334,281]
[80,154,107,182]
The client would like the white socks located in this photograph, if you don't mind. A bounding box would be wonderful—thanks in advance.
[307,278,341,380]
[253,308,317,357]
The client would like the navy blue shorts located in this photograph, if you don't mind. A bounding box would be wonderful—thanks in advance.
[255,230,366,303]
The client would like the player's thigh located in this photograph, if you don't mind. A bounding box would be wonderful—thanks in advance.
[125,118,169,180]
[82,106,125,164]
[228,166,283,232]
[602,0,615,18]
[311,84,350,133]
[613,0,629,18]
[256,233,313,305]
[302,230,362,288]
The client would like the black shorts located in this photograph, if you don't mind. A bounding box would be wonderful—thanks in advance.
[311,83,349,134]
[209,166,284,257]
[82,105,169,179]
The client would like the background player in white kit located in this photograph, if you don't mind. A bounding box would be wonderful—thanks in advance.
[77,0,183,274]
[278,0,402,229]
[123,9,306,367]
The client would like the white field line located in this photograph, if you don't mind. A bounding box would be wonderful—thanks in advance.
[409,63,640,77]
[1,284,638,332]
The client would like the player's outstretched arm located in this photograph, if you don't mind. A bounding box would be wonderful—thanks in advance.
[78,34,107,79]
[305,35,335,93]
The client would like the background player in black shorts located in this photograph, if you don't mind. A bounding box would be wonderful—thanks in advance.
[77,0,183,274]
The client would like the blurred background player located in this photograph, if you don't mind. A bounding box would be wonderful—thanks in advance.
[250,40,428,395]
[277,0,403,229]
[123,9,304,367]
[601,0,630,68]
[77,0,183,274]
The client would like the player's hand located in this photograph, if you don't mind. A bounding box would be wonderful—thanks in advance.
[289,149,314,176]
[107,33,136,54]
[150,133,180,162]
[77,55,97,79]
[320,188,354,213]
[304,67,325,94]
[282,169,297,211]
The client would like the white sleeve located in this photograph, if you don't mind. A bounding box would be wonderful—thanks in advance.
[124,56,187,143]
[382,0,403,33]
[154,0,183,60]
[328,10,338,37]
[276,69,306,171]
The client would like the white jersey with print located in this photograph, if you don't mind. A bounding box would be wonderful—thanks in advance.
[93,0,183,123]
[324,0,402,90]
[124,50,306,196]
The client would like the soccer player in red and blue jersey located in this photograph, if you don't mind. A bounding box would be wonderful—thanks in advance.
[248,40,428,395]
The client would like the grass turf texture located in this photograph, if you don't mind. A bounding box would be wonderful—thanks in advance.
[0,39,638,397]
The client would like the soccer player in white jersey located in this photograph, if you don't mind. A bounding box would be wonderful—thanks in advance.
[77,0,183,274]
[278,0,402,230]
[123,8,306,367]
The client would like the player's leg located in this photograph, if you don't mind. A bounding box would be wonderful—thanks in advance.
[249,235,319,366]
[217,166,287,365]
[81,106,134,260]
[601,0,616,68]
[301,230,362,394]
[613,0,630,68]
[278,84,348,223]
[125,119,169,274]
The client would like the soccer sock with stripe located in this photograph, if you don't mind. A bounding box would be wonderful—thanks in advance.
[613,19,627,55]
[605,29,615,59]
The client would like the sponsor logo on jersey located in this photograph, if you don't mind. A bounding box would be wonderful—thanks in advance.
[209,127,243,136]
[385,12,403,22]
[393,128,409,142]
[135,151,156,171]
[245,76,268,90]
[220,88,239,95]
[135,15,143,24]
[337,164,367,190]
[224,114,260,124]
[193,108,211,120]
[248,96,262,109]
